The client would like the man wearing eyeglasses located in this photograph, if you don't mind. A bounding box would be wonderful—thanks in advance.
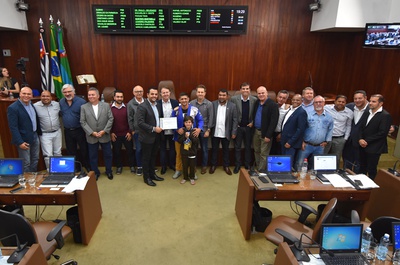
[127,85,145,176]
[296,95,333,169]
[59,84,90,173]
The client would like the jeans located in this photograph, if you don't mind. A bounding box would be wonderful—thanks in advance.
[112,135,135,168]
[296,144,324,170]
[133,133,142,167]
[198,132,210,167]
[18,133,40,172]
[39,129,62,170]
[88,141,113,175]
[64,127,90,170]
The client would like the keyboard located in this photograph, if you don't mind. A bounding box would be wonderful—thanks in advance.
[41,174,75,185]
[321,254,369,265]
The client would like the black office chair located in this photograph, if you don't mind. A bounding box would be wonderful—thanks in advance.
[0,209,72,260]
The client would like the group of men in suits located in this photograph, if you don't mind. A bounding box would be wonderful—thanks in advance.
[7,84,392,182]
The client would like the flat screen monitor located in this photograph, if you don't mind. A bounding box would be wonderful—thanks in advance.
[92,5,248,35]
[363,23,400,48]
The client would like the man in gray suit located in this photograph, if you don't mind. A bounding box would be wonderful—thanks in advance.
[80,87,114,180]
[230,82,257,173]
[209,89,238,175]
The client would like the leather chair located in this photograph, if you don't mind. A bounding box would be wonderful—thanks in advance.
[0,209,72,260]
[158,80,176,99]
[102,87,116,103]
[264,198,337,246]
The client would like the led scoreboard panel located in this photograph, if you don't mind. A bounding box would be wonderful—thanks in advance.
[92,5,248,35]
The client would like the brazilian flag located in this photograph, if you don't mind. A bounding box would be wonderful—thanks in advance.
[50,22,63,99]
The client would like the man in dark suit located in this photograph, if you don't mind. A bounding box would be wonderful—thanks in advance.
[7,87,41,172]
[358,94,392,180]
[343,90,369,172]
[280,94,307,168]
[209,89,238,175]
[137,87,164,186]
[157,86,179,175]
[80,87,114,180]
[252,86,279,172]
[230,82,257,173]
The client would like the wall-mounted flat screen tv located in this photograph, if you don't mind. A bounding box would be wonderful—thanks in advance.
[92,5,248,35]
[363,23,400,48]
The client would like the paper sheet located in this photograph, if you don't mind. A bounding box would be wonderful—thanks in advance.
[160,117,177,130]
[61,176,89,193]
[348,174,380,189]
[323,174,354,188]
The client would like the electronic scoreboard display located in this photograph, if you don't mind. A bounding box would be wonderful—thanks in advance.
[92,5,248,35]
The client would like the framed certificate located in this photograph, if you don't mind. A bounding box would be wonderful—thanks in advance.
[160,117,177,130]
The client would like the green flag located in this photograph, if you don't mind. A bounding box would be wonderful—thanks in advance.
[57,23,72,88]
[50,22,63,99]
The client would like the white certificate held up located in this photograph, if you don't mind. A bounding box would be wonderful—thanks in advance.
[160,117,178,130]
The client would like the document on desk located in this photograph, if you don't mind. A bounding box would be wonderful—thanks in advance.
[62,176,89,193]
[323,174,354,188]
[348,174,379,189]
[160,117,177,130]
[0,256,10,265]
[300,254,324,264]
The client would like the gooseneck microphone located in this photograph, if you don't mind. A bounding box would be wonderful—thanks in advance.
[300,232,335,258]
[388,160,400,176]
[275,229,310,262]
[0,233,29,263]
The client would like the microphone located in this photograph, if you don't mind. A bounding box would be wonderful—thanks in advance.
[75,160,85,178]
[0,234,29,263]
[300,232,335,258]
[388,160,400,176]
[291,233,311,262]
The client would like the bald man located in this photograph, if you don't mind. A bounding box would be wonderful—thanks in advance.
[7,87,41,172]
[34,90,62,170]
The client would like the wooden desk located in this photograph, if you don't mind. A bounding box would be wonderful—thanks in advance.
[365,169,400,221]
[0,172,102,245]
[274,242,395,265]
[234,169,372,240]
[2,244,47,265]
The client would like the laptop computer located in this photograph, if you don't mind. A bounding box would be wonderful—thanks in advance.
[320,223,370,265]
[393,222,400,254]
[266,155,299,184]
[0,158,24,187]
[314,155,338,184]
[41,156,76,185]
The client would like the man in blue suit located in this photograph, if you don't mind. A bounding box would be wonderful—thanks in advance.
[280,94,307,168]
[7,87,41,172]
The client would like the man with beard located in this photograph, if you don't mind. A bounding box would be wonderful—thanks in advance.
[209,89,238,175]
[110,90,135,175]
[59,84,90,172]
[296,95,333,169]
[136,87,164,186]
[324,95,353,167]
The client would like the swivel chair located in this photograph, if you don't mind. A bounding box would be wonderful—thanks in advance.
[0,209,72,260]
[264,198,337,246]
[102,87,116,103]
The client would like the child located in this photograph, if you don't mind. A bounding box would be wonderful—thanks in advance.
[177,115,198,185]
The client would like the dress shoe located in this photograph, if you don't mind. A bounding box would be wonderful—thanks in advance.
[116,167,123,175]
[201,166,207,174]
[223,167,232,175]
[209,166,216,174]
[233,166,240,174]
[107,173,114,180]
[144,178,156,186]
[161,167,167,175]
[152,174,164,181]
